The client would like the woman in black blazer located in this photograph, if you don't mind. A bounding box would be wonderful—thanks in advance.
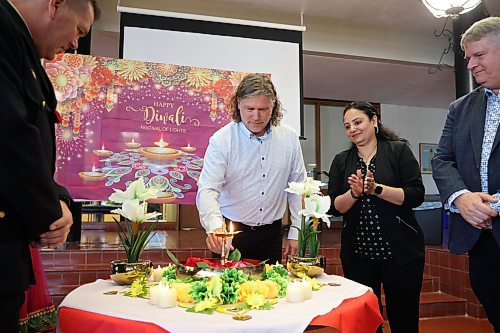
[328,102,425,333]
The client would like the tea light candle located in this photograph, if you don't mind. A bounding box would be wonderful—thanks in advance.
[153,265,164,282]
[181,143,196,153]
[125,138,141,148]
[93,144,113,157]
[301,278,312,300]
[286,281,304,303]
[149,285,160,305]
[158,283,177,308]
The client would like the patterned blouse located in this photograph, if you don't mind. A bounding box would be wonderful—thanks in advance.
[354,154,393,260]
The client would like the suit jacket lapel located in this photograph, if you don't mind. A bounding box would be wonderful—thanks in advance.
[470,89,487,167]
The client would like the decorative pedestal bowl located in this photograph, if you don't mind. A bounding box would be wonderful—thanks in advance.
[110,259,152,285]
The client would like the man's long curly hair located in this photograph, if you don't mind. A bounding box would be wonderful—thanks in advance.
[228,73,283,127]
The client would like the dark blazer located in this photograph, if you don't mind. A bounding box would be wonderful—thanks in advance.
[432,87,500,254]
[328,139,425,267]
[0,0,72,293]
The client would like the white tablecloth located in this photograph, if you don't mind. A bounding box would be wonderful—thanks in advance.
[59,274,370,333]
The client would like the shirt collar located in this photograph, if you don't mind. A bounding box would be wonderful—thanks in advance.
[485,88,500,97]
[238,122,272,140]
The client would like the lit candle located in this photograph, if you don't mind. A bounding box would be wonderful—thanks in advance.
[286,281,304,303]
[93,144,113,157]
[153,265,164,282]
[154,135,169,148]
[125,138,141,148]
[149,285,160,305]
[181,143,197,153]
[158,283,177,308]
[301,278,312,300]
[229,221,234,233]
[78,164,106,181]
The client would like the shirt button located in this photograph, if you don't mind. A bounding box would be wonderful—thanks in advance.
[261,192,264,195]
[263,174,265,178]
[259,208,262,211]
[262,157,264,160]
[42,100,46,108]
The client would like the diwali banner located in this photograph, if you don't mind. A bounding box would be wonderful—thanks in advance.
[46,54,247,204]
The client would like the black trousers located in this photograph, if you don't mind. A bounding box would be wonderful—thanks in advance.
[343,255,424,333]
[469,230,500,333]
[212,219,283,263]
[0,291,25,333]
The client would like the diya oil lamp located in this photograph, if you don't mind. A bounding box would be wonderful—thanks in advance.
[78,164,106,181]
[210,222,242,265]
[181,143,197,153]
[141,135,180,161]
[93,144,113,157]
[125,138,141,149]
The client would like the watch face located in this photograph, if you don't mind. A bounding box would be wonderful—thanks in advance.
[375,185,383,195]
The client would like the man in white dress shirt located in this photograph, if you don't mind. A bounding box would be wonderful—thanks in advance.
[196,73,306,263]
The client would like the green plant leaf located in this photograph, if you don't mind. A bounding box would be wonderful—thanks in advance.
[166,249,180,265]
[228,248,241,262]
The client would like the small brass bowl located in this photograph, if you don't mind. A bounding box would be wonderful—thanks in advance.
[175,265,201,281]
[110,259,152,285]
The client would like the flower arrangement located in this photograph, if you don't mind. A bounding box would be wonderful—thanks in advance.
[126,262,302,314]
[285,177,331,258]
[109,178,161,263]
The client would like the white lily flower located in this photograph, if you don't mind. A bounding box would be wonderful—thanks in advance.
[285,177,326,197]
[299,194,332,227]
[109,177,158,203]
[111,199,161,223]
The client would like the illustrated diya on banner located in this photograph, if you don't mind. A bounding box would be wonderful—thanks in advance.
[125,138,141,149]
[147,191,176,204]
[93,144,113,157]
[210,222,242,265]
[181,143,197,153]
[141,135,181,161]
[78,164,106,181]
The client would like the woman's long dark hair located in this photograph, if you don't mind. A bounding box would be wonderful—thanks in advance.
[343,101,406,142]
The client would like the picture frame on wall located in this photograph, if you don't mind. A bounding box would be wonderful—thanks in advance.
[419,143,438,174]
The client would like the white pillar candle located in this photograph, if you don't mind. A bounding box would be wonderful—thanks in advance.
[286,281,304,303]
[301,278,312,300]
[153,265,164,282]
[158,283,177,308]
[149,285,160,305]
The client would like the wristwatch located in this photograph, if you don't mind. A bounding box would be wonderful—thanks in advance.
[374,184,383,196]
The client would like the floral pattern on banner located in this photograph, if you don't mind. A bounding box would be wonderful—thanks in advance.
[46,54,248,203]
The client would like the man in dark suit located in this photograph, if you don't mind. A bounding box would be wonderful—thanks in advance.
[0,0,100,331]
[432,17,500,331]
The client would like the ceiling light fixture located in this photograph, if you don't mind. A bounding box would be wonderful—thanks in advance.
[421,0,482,18]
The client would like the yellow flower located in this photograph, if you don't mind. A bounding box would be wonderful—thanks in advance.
[262,280,280,299]
[244,293,266,309]
[171,282,194,303]
[238,281,269,302]
[193,298,217,312]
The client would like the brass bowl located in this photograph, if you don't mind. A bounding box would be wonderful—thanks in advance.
[286,255,326,278]
[110,259,152,285]
[175,265,201,281]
